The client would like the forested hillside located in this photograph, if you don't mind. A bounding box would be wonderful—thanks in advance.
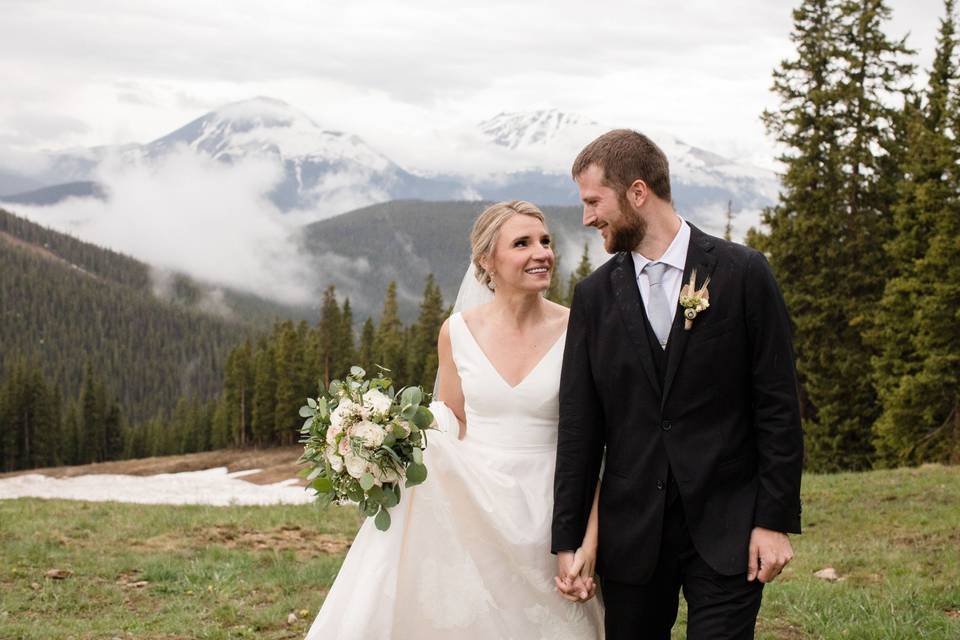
[0,208,258,423]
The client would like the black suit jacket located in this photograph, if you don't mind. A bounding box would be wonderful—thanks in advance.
[551,224,803,584]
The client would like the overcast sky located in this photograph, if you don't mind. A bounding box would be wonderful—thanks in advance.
[0,0,950,171]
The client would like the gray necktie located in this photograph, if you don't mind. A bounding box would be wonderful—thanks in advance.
[644,262,672,349]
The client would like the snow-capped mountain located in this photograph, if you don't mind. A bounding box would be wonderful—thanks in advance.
[0,99,778,235]
[2,98,468,215]
[465,109,779,235]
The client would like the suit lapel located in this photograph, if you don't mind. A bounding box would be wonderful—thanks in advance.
[610,252,661,396]
[660,224,718,409]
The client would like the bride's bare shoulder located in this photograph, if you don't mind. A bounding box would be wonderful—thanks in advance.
[543,299,571,325]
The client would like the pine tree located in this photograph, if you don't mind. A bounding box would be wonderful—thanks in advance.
[566,243,594,306]
[374,282,407,383]
[870,0,960,465]
[358,317,377,376]
[750,0,913,471]
[723,200,735,241]
[546,249,565,304]
[407,274,446,390]
[339,299,356,378]
[251,340,277,445]
[318,286,343,386]
[274,320,304,445]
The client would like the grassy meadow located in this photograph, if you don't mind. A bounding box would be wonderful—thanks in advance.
[0,464,958,639]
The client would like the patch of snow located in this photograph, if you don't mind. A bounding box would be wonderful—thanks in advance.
[0,467,314,506]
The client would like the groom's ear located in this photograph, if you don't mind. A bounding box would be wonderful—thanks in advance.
[629,179,650,209]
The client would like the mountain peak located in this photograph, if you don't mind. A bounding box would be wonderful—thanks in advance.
[478,109,600,150]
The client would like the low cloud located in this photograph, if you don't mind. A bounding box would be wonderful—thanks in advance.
[5,147,319,306]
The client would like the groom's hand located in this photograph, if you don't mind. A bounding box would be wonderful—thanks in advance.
[555,551,593,602]
[747,526,794,583]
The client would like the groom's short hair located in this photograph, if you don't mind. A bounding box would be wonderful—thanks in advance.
[572,129,672,202]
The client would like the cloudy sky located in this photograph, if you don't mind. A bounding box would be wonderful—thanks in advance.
[0,0,950,171]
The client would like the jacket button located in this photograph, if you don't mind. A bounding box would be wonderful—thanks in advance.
[661,420,672,431]
[656,480,665,490]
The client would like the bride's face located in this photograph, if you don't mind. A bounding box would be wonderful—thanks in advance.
[485,215,554,293]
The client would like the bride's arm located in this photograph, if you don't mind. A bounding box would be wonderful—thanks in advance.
[436,319,467,439]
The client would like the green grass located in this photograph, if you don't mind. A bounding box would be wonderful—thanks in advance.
[1,465,958,639]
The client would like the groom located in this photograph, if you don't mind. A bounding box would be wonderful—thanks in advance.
[552,129,803,639]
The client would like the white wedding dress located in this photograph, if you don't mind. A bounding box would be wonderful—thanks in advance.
[305,312,604,639]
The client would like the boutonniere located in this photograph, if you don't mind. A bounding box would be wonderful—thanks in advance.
[679,269,710,330]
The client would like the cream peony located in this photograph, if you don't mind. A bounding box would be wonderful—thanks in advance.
[350,420,387,449]
[325,445,344,473]
[362,389,393,416]
[330,398,362,430]
[344,452,368,479]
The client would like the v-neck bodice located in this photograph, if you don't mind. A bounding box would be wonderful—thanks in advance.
[448,312,564,450]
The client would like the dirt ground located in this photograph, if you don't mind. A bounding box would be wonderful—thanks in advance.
[0,447,307,486]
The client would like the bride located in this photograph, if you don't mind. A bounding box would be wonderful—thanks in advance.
[305,200,604,639]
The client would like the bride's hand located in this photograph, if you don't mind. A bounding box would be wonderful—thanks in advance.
[554,546,598,603]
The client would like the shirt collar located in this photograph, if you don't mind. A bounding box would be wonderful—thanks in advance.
[632,216,690,277]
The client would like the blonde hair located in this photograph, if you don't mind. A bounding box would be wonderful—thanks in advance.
[470,200,547,290]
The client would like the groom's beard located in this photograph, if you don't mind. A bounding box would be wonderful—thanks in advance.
[606,194,647,253]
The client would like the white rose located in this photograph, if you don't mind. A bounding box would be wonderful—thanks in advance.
[325,445,344,473]
[362,389,393,416]
[344,452,367,479]
[338,436,351,456]
[330,398,361,429]
[349,420,386,449]
[326,421,344,445]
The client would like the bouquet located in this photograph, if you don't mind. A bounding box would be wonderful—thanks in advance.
[298,366,435,531]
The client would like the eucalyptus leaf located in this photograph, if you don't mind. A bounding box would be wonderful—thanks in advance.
[359,473,376,491]
[411,448,423,464]
[363,500,380,516]
[318,397,329,419]
[351,366,366,378]
[308,397,318,409]
[367,485,384,504]
[299,405,315,418]
[382,486,400,508]
[405,462,427,487]
[413,406,433,429]
[310,476,333,494]
[375,507,392,531]
[306,467,323,481]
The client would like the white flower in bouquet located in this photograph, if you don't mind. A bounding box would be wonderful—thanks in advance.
[338,436,351,456]
[326,421,344,445]
[330,398,362,429]
[325,445,344,473]
[350,420,387,449]
[344,452,368,479]
[362,389,393,416]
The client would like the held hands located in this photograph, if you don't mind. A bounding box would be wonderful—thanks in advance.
[747,526,794,583]
[555,548,598,603]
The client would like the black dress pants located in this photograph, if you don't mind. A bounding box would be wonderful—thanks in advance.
[600,491,763,640]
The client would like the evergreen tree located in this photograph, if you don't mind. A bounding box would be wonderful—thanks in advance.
[340,299,357,375]
[723,200,735,241]
[750,0,912,470]
[251,340,277,445]
[407,275,446,390]
[870,0,960,465]
[274,320,304,445]
[566,243,594,306]
[374,282,407,383]
[318,286,343,385]
[545,250,565,304]
[358,317,377,376]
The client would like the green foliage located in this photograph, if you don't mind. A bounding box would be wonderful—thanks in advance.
[750,0,914,471]
[565,242,594,306]
[868,0,960,466]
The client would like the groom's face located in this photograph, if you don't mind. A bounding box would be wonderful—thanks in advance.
[576,164,647,254]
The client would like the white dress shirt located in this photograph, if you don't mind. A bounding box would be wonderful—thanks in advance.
[631,217,691,327]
